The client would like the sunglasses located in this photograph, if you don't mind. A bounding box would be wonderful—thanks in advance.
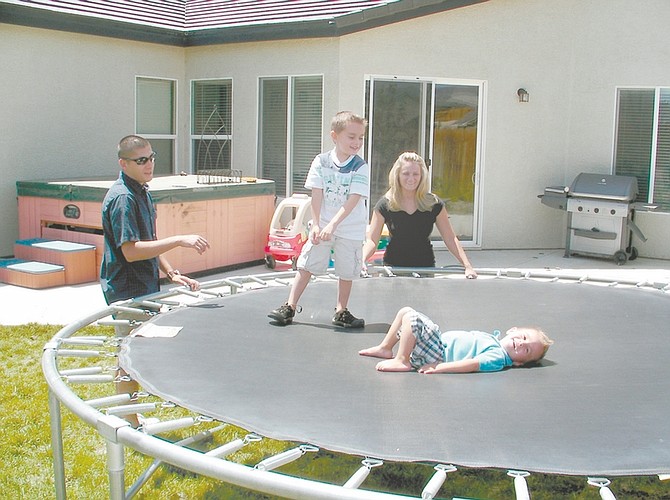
[121,152,157,165]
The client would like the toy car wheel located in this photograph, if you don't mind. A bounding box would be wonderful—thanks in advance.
[613,250,627,266]
[265,255,276,269]
[291,257,298,271]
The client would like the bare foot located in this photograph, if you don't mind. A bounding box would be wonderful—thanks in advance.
[376,358,412,372]
[358,345,393,359]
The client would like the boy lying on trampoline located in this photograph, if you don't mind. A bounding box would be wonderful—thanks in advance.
[359,306,553,373]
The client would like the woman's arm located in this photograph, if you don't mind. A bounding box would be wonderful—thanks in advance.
[363,209,385,262]
[434,206,477,278]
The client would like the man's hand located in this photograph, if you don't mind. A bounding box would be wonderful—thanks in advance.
[180,235,210,254]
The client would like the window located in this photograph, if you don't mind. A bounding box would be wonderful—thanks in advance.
[258,75,323,198]
[136,77,176,176]
[191,79,232,172]
[614,87,670,210]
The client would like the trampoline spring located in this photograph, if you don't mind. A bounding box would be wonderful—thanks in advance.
[60,366,103,376]
[56,349,103,358]
[86,393,132,409]
[275,278,292,286]
[205,438,246,458]
[247,275,268,286]
[199,289,224,297]
[243,432,262,445]
[130,391,150,402]
[196,415,214,423]
[58,337,106,346]
[142,417,196,435]
[507,470,530,500]
[343,458,384,489]
[174,288,200,298]
[422,464,457,500]
[114,374,133,383]
[587,478,616,500]
[64,374,115,384]
[160,401,177,409]
[97,319,144,328]
[254,444,319,471]
[135,299,165,309]
[608,281,619,287]
[112,305,154,317]
[105,402,157,416]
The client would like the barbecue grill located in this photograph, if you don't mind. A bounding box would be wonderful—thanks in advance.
[540,173,648,265]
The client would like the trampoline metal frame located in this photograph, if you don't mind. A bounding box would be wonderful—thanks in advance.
[42,267,668,499]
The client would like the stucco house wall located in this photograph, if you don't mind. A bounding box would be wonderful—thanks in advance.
[2,0,669,259]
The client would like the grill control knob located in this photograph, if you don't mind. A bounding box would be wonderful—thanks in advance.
[578,206,583,212]
[611,209,616,215]
[594,208,599,214]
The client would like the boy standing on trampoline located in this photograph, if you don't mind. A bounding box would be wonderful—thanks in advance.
[269,111,370,328]
[359,307,553,372]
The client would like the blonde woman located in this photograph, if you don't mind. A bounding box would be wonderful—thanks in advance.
[363,152,477,278]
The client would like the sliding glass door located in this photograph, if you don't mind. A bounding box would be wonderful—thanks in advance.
[366,77,483,244]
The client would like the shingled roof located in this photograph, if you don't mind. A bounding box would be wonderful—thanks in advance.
[0,0,486,46]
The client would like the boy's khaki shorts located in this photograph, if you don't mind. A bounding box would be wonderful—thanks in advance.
[298,237,362,280]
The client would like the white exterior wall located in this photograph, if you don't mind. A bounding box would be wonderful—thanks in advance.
[335,0,670,255]
[2,0,670,258]
[185,38,342,174]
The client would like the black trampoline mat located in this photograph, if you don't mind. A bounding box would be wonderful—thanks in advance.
[120,277,670,476]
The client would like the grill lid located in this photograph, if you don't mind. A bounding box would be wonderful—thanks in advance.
[569,173,638,201]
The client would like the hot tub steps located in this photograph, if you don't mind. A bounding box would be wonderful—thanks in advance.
[0,259,66,289]
[13,239,97,285]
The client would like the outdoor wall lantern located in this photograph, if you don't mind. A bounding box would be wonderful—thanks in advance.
[517,88,529,102]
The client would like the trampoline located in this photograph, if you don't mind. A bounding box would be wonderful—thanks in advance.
[43,267,670,499]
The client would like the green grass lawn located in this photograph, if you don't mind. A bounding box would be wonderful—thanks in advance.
[1,324,667,499]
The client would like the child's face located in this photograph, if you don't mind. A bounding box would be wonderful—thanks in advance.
[331,122,366,161]
[500,327,545,366]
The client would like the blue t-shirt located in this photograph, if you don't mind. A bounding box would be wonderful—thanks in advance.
[100,172,159,304]
[441,330,513,372]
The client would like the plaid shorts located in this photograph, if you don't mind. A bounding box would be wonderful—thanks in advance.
[401,311,444,369]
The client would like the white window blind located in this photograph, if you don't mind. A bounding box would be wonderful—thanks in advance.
[291,76,323,194]
[614,87,670,210]
[259,75,323,198]
[259,78,288,194]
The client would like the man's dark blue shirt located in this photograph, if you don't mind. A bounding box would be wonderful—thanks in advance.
[100,172,159,304]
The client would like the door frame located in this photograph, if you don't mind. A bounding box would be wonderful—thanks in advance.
[365,74,486,247]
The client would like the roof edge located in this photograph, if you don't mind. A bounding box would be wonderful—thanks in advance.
[1,1,488,47]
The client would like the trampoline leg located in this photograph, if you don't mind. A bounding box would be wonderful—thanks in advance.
[106,440,126,500]
[48,389,67,500]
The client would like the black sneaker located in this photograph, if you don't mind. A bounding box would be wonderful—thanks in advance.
[332,308,365,328]
[268,303,300,325]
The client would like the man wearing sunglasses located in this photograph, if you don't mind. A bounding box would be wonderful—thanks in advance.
[101,135,210,426]
[101,134,210,305]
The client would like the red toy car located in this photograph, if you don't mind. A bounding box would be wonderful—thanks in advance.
[264,194,312,270]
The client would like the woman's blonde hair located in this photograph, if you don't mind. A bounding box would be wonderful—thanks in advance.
[386,152,438,212]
